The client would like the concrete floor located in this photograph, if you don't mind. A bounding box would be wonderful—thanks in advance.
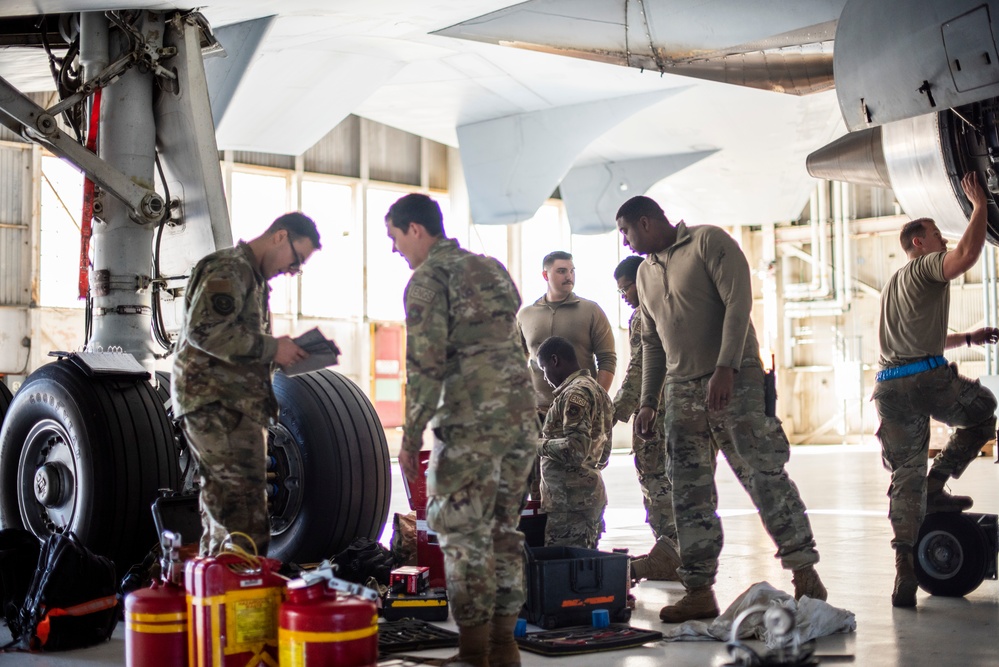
[3,443,998,665]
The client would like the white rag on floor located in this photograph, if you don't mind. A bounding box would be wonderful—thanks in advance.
[661,581,857,648]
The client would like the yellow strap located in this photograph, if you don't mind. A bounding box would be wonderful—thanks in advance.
[126,621,188,634]
[390,600,447,607]
[129,611,187,623]
[279,623,378,643]
[241,644,279,667]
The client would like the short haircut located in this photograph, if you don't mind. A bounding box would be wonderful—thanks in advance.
[537,335,577,365]
[616,195,666,223]
[614,255,644,282]
[900,218,931,251]
[386,193,445,237]
[543,251,573,271]
[267,212,322,250]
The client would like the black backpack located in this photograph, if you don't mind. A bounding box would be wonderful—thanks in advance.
[332,537,398,586]
[5,531,119,651]
[0,528,41,630]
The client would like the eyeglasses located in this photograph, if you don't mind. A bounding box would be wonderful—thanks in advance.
[287,234,304,276]
[617,283,634,295]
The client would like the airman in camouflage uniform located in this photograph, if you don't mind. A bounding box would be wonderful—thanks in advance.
[537,336,614,549]
[874,173,997,608]
[386,193,536,667]
[613,257,675,543]
[616,195,825,624]
[614,255,681,582]
[172,213,320,556]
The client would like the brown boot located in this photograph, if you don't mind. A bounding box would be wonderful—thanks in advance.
[892,548,918,608]
[791,564,827,601]
[444,622,490,667]
[632,537,681,582]
[489,614,521,667]
[926,472,973,512]
[659,586,719,623]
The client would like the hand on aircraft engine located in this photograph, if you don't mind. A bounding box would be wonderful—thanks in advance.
[962,172,987,209]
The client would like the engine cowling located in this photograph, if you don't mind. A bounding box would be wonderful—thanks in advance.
[807,98,999,243]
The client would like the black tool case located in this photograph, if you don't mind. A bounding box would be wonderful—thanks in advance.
[521,546,631,629]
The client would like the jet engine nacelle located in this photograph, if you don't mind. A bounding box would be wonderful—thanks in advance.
[808,98,999,243]
[808,0,999,240]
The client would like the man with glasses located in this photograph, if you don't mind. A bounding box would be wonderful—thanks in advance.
[615,195,825,623]
[612,255,681,582]
[172,212,321,556]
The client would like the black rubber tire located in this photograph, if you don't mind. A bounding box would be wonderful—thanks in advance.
[268,369,391,563]
[0,360,178,569]
[0,379,12,423]
[914,512,990,597]
[153,370,171,409]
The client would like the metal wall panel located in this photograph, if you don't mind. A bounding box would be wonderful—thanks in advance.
[426,140,448,191]
[367,123,420,186]
[0,146,31,306]
[303,114,360,177]
[231,150,295,170]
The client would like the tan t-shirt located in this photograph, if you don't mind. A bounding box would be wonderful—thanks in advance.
[878,251,949,368]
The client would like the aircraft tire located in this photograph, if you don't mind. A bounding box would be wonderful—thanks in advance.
[0,379,12,426]
[267,368,391,563]
[0,359,177,569]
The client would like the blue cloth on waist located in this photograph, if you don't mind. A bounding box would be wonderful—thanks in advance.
[875,356,947,382]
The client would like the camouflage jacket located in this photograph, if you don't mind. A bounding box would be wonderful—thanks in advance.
[612,309,643,422]
[171,242,279,422]
[402,238,535,451]
[539,369,613,512]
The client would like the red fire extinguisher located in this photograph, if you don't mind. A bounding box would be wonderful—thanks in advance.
[186,545,285,667]
[279,561,380,667]
[125,531,188,667]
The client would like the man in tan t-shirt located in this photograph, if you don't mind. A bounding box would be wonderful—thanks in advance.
[874,172,998,608]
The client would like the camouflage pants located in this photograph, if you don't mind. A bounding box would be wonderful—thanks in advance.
[663,366,818,589]
[182,405,270,556]
[631,407,676,543]
[544,509,605,549]
[872,364,997,548]
[426,421,538,626]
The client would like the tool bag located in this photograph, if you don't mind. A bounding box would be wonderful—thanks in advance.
[332,537,398,586]
[5,531,119,651]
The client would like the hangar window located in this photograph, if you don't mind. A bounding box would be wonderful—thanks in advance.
[300,179,360,319]
[229,169,293,315]
[39,156,84,309]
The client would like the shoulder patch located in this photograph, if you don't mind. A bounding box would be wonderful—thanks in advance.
[409,285,437,304]
[211,293,236,316]
[566,403,582,419]
[206,278,231,292]
[568,393,588,409]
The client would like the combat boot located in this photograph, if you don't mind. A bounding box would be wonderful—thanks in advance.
[892,547,918,608]
[631,537,681,582]
[926,471,973,512]
[489,614,521,667]
[791,564,827,601]
[659,586,719,623]
[443,622,490,667]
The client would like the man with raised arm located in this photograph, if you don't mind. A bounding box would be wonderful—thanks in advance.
[873,173,999,608]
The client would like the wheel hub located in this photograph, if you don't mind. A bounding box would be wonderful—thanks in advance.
[34,462,71,507]
[18,419,79,533]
